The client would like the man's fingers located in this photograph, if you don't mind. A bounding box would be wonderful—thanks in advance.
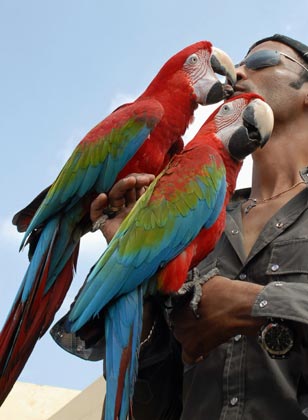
[90,193,108,222]
[90,173,155,238]
[133,173,155,188]
[108,173,155,208]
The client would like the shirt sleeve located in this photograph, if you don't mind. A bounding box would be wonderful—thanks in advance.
[50,314,105,361]
[252,281,308,324]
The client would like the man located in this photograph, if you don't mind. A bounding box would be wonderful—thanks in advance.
[53,34,308,419]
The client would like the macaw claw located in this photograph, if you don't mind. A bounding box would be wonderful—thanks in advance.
[170,267,220,318]
[183,267,219,319]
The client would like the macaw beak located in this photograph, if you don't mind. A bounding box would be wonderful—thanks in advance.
[196,47,236,105]
[228,99,274,160]
[211,47,237,88]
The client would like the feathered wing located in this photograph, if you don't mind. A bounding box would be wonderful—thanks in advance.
[67,146,226,330]
[21,100,164,244]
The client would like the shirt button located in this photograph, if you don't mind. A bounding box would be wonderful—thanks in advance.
[259,300,268,308]
[234,334,242,342]
[230,397,239,406]
[271,264,280,272]
[231,229,239,235]
[275,222,284,228]
[239,273,247,280]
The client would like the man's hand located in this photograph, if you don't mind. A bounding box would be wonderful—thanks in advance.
[171,276,265,364]
[90,173,155,242]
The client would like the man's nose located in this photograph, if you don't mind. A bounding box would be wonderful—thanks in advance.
[235,65,248,82]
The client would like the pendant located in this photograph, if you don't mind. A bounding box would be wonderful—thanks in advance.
[244,198,257,214]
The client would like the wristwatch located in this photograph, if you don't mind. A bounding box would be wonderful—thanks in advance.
[258,318,294,359]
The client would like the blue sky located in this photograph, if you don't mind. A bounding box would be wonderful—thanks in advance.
[0,0,307,393]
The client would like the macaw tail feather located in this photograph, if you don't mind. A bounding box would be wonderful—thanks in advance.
[12,186,50,234]
[104,287,144,420]
[0,217,80,406]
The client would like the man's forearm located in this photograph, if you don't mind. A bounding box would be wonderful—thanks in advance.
[171,276,265,363]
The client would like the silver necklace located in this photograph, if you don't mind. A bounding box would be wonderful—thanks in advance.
[243,181,305,214]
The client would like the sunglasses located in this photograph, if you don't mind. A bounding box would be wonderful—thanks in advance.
[237,49,308,73]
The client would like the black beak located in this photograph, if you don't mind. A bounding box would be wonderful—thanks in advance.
[228,99,274,160]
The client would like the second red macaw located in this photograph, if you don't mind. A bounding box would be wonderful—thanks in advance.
[66,93,274,420]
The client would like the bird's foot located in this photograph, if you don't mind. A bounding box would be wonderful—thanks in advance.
[174,267,220,317]
[164,267,219,327]
[91,205,123,232]
[91,214,108,232]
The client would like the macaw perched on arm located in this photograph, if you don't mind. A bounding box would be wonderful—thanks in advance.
[66,93,274,420]
[0,40,236,406]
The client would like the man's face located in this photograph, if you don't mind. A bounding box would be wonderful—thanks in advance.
[234,41,306,121]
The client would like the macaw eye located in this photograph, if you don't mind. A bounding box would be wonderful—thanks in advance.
[185,54,199,66]
[221,104,231,113]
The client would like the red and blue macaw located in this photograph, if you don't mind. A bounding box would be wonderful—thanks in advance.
[66,93,274,420]
[0,41,236,405]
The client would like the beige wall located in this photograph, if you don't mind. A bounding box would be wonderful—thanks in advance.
[49,377,106,420]
[0,381,81,420]
[0,377,106,420]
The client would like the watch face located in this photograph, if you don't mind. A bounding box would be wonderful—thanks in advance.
[261,322,294,357]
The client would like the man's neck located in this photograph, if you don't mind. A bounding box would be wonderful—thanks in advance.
[250,125,308,200]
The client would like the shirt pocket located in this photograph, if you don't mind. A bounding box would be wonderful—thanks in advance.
[266,238,308,279]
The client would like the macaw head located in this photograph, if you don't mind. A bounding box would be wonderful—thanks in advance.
[180,42,237,105]
[207,93,274,160]
[142,41,236,105]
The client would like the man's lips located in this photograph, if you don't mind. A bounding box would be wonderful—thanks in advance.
[234,84,247,92]
[223,84,249,99]
[230,85,249,97]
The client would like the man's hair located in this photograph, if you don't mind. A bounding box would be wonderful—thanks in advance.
[248,34,308,88]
